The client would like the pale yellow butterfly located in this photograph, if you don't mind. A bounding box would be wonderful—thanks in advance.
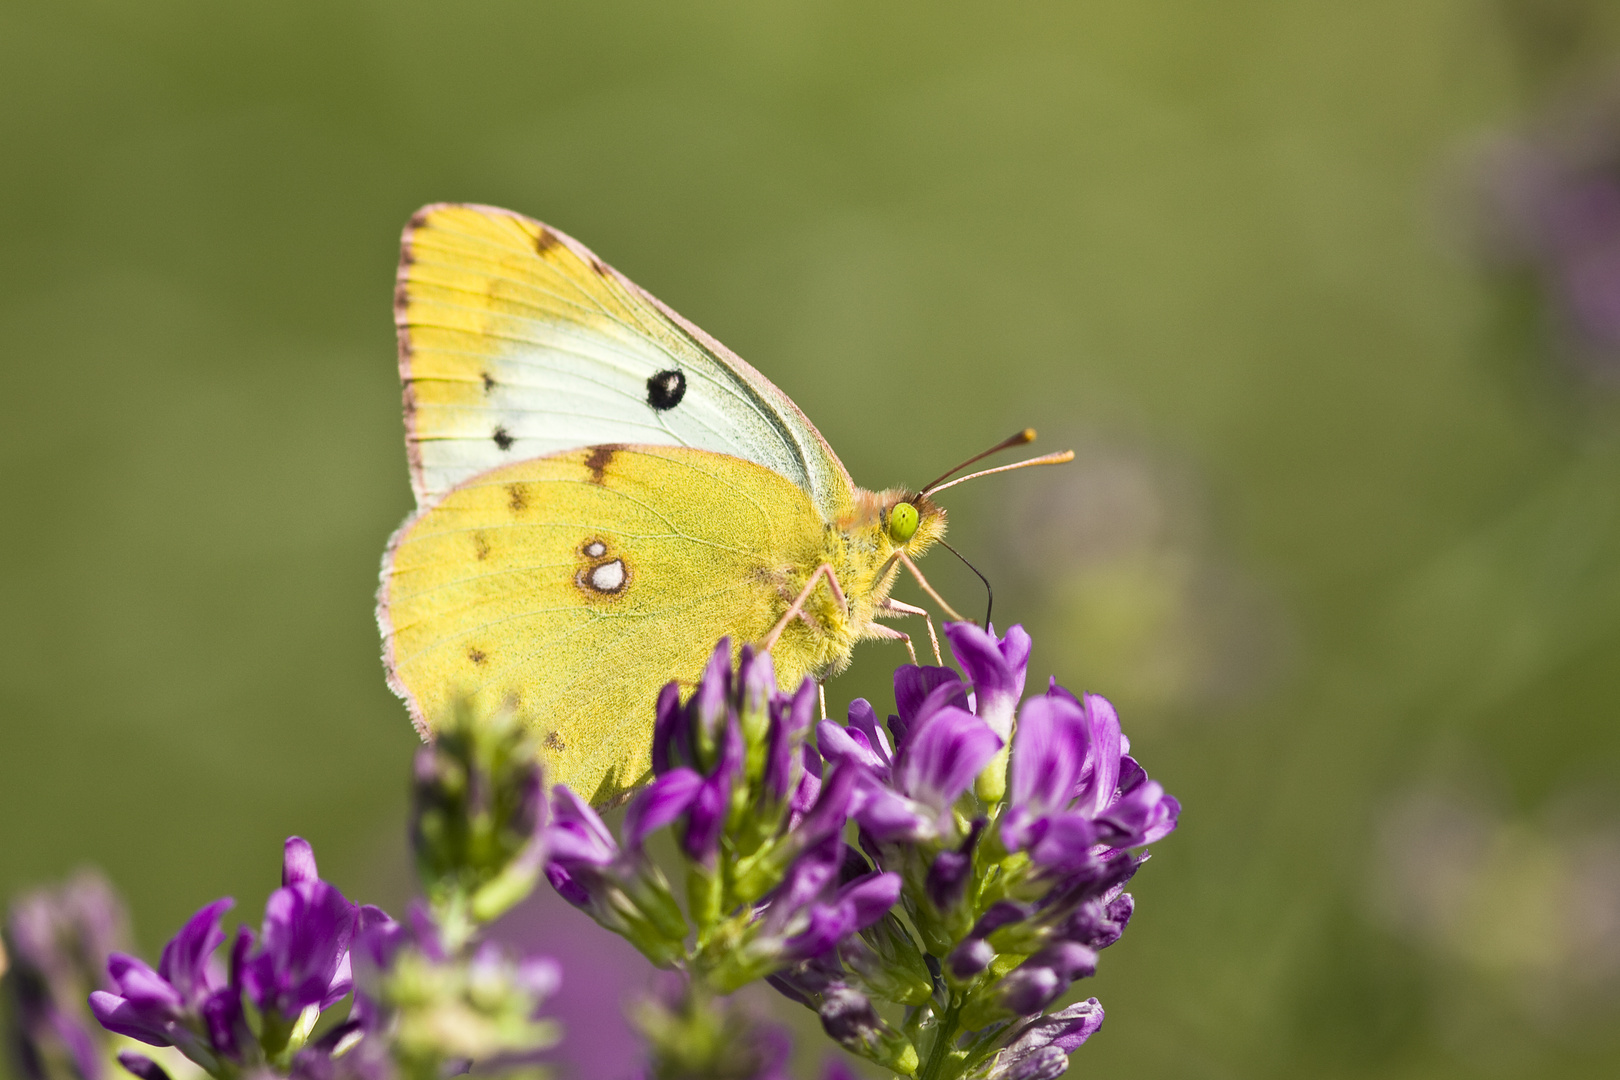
[377,204,1065,804]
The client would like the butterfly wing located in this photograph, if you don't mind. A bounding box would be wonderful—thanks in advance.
[379,444,827,804]
[396,203,854,519]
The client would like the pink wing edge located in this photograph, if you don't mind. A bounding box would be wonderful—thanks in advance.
[375,504,432,743]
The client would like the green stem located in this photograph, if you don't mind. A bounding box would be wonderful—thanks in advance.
[917,998,962,1080]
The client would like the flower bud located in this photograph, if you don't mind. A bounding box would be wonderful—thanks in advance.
[817,985,918,1075]
[411,703,547,944]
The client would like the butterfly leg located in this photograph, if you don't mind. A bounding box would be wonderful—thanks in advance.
[761,563,849,654]
[877,598,942,665]
[818,682,828,721]
[866,621,918,665]
[893,551,970,623]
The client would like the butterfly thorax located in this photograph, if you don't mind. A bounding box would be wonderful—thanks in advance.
[767,487,946,683]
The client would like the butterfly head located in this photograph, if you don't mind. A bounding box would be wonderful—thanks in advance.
[880,492,946,557]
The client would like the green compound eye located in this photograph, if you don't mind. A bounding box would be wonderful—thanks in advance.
[887,501,920,544]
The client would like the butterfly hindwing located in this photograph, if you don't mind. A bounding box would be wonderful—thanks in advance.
[397,204,854,519]
[379,444,825,802]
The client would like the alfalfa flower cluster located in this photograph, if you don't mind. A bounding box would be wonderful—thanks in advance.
[4,624,1178,1080]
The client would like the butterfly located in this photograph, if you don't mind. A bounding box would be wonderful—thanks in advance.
[377,204,1064,805]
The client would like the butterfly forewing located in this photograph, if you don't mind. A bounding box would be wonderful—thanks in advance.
[396,204,853,517]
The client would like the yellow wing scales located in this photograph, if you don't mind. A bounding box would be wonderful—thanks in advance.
[381,445,827,803]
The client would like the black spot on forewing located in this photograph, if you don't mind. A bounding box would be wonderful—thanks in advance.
[584,444,620,485]
[482,371,496,393]
[544,731,566,752]
[508,483,527,513]
[646,369,686,411]
[493,426,514,450]
[472,532,491,561]
[467,647,487,665]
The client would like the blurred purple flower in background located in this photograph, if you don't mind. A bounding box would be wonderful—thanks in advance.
[3,870,131,1080]
[1476,81,1620,377]
[1371,784,1620,1034]
[487,888,651,1079]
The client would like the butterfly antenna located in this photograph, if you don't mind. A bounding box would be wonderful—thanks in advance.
[923,449,1075,496]
[920,429,1038,495]
[940,539,993,629]
[920,429,1076,497]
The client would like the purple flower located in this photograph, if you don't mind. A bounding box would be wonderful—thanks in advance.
[809,622,1179,1078]
[811,985,917,1073]
[89,899,233,1052]
[111,1054,171,1080]
[778,865,902,964]
[543,786,689,965]
[924,818,986,913]
[986,942,1098,1020]
[983,998,1105,1080]
[943,622,1031,741]
[87,837,367,1075]
[1001,686,1179,865]
[629,735,739,867]
[544,786,629,911]
[241,839,358,1020]
[641,641,820,865]
[547,639,883,981]
[827,698,1001,844]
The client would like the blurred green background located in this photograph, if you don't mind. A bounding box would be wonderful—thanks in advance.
[6,1,1620,1077]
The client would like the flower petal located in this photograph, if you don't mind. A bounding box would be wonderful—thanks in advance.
[282,837,319,887]
[844,699,893,767]
[989,998,1104,1079]
[944,622,1030,739]
[816,720,887,773]
[896,706,1001,814]
[1009,694,1088,818]
[838,872,901,931]
[650,680,684,774]
[107,954,184,1012]
[1026,813,1100,871]
[115,1051,174,1080]
[623,769,703,850]
[546,786,620,868]
[1075,694,1123,818]
[764,678,817,801]
[244,880,357,1017]
[155,899,231,1005]
[89,991,173,1046]
[892,664,965,736]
